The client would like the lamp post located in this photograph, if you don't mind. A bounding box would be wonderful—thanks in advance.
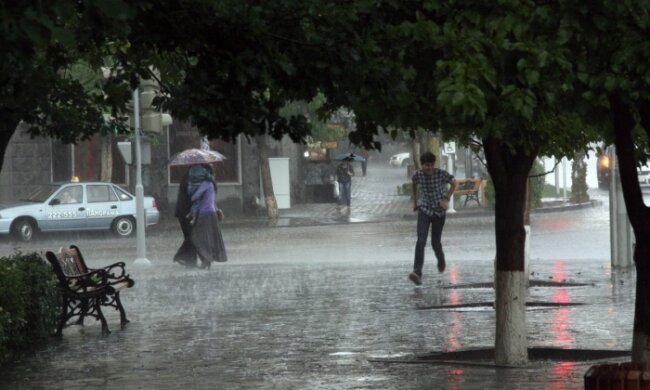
[444,142,457,214]
[133,88,150,266]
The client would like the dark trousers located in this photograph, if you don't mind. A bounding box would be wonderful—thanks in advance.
[413,210,446,276]
[338,181,351,206]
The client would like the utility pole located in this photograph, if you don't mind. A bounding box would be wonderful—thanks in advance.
[609,147,634,268]
[133,88,150,266]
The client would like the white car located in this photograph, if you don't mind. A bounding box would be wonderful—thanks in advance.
[389,152,411,167]
[0,181,160,241]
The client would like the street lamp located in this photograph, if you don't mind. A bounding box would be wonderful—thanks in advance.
[132,88,150,266]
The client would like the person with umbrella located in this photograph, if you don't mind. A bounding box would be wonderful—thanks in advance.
[170,149,227,268]
[186,164,227,268]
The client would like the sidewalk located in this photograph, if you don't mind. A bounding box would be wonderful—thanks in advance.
[0,164,625,389]
[0,218,632,389]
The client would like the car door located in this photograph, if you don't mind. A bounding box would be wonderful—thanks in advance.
[85,184,120,229]
[40,185,87,231]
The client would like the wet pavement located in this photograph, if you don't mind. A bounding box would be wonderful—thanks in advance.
[0,163,642,389]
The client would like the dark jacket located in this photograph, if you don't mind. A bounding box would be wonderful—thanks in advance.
[175,172,192,219]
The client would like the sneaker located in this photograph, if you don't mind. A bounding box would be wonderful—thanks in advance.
[408,272,422,286]
[437,259,446,273]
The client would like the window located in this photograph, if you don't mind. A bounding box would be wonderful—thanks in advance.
[55,185,83,204]
[51,135,127,184]
[87,185,117,203]
[114,186,133,201]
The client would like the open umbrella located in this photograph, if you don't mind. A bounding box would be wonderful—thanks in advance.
[168,148,227,167]
[333,152,365,162]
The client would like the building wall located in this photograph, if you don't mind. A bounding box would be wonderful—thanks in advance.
[1,123,306,217]
[0,123,53,203]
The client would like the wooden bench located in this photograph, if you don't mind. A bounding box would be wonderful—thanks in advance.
[45,245,134,337]
[584,362,650,389]
[453,178,483,207]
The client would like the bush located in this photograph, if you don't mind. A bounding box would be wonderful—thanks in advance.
[481,159,545,210]
[0,252,60,366]
[398,182,413,196]
[528,159,546,209]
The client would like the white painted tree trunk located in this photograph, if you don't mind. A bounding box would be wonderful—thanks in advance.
[494,270,528,366]
[632,331,650,362]
[524,225,530,289]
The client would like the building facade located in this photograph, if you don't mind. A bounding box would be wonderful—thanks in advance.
[0,122,306,218]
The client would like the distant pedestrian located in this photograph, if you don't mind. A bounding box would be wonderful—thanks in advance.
[409,152,456,285]
[359,148,369,176]
[336,158,354,211]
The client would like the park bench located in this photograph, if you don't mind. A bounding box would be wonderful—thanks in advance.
[44,245,134,337]
[584,362,650,389]
[453,178,483,207]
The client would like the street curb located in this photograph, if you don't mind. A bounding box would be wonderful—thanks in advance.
[532,199,602,213]
[155,199,604,230]
[400,199,603,220]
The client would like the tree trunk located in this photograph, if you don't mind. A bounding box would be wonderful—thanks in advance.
[570,151,589,203]
[484,135,536,367]
[412,137,421,170]
[255,134,279,219]
[609,95,650,362]
[0,120,19,174]
[100,135,113,182]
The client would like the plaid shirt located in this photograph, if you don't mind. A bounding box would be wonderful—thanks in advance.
[412,168,455,217]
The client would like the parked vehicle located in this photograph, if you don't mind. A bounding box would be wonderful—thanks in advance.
[0,181,159,241]
[389,152,411,167]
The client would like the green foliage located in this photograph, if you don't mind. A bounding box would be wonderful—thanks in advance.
[541,183,571,199]
[571,152,590,203]
[528,159,546,209]
[399,182,413,196]
[483,178,495,209]
[481,159,545,210]
[0,252,60,367]
[280,94,345,143]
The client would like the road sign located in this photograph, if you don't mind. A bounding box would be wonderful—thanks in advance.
[443,142,456,155]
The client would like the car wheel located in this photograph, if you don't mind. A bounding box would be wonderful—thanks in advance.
[401,159,410,167]
[11,219,36,242]
[112,216,135,237]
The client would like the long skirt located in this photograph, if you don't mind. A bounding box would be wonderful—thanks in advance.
[173,217,198,267]
[191,211,228,265]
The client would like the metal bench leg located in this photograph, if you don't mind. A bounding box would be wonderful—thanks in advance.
[53,297,70,338]
[114,292,130,329]
[95,299,111,336]
[76,299,88,325]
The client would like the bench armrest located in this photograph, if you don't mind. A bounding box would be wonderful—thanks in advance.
[88,262,128,280]
[67,269,112,293]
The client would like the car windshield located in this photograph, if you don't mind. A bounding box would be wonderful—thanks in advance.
[24,185,60,202]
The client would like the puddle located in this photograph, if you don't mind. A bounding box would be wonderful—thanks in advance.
[416,301,585,311]
[371,347,629,366]
[442,280,592,289]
